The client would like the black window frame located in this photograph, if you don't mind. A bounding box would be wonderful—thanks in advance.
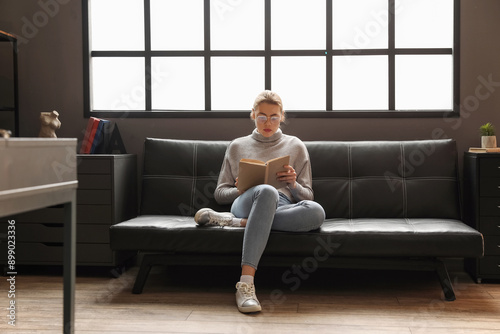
[82,0,460,119]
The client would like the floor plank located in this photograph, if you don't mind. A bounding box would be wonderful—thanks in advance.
[1,265,499,333]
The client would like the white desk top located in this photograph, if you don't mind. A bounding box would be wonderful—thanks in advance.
[0,138,78,217]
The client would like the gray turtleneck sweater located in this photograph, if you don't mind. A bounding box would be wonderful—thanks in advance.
[215,129,314,205]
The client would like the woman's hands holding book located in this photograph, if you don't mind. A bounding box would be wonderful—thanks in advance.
[277,165,297,189]
[235,177,245,195]
[234,163,296,193]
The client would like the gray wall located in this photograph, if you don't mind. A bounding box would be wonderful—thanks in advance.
[1,0,499,161]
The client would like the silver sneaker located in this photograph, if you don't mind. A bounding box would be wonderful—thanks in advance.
[194,208,234,226]
[235,282,262,313]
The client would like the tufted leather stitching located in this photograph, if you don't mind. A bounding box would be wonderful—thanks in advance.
[348,144,353,218]
[401,143,407,217]
[406,218,416,234]
[190,143,198,216]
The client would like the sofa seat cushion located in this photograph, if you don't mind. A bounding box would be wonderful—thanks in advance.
[110,216,483,258]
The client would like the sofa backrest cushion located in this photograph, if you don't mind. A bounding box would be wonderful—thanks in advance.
[140,138,461,220]
[306,139,461,219]
[140,138,230,216]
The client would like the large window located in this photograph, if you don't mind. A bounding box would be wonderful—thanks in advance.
[83,0,460,118]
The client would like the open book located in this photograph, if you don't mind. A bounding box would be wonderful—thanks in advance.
[237,155,290,192]
[469,147,500,153]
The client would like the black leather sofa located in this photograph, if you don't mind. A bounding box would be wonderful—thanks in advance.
[110,138,484,300]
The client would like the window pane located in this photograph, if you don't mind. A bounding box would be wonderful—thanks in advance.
[395,55,453,110]
[90,0,144,51]
[151,57,205,110]
[395,0,454,48]
[211,0,264,50]
[271,0,325,50]
[151,0,204,50]
[333,56,388,110]
[211,57,265,110]
[85,0,457,115]
[91,58,145,110]
[333,0,388,50]
[272,57,326,110]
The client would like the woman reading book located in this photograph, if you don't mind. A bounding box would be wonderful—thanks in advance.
[194,90,325,313]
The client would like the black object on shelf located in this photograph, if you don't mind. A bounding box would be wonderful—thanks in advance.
[0,30,19,136]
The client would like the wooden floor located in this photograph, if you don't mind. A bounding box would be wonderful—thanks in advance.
[1,264,500,333]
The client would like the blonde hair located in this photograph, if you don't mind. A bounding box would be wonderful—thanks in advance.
[252,90,284,113]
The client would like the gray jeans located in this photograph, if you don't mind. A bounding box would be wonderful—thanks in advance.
[231,184,325,270]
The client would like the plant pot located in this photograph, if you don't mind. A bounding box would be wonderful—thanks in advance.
[481,136,497,148]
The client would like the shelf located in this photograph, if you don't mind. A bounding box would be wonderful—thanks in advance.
[0,30,17,41]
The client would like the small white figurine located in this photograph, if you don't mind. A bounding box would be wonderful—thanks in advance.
[39,110,61,138]
[0,129,11,138]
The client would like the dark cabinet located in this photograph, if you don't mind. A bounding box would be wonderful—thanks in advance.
[75,154,138,266]
[464,152,500,282]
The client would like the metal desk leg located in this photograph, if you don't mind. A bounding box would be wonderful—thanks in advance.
[63,194,76,334]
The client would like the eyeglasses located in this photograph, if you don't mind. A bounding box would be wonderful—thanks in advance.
[256,115,281,124]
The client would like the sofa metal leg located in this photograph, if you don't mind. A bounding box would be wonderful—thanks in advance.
[435,259,456,301]
[132,255,153,294]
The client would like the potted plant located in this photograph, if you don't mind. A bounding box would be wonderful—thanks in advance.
[480,122,497,148]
